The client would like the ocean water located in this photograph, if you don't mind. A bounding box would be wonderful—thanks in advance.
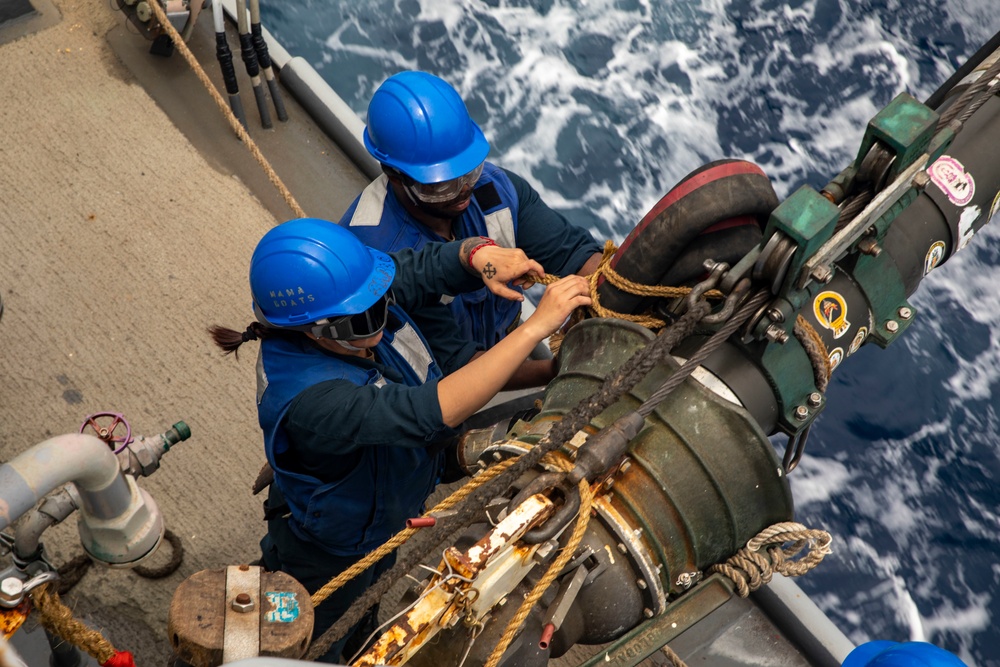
[260,1,1000,663]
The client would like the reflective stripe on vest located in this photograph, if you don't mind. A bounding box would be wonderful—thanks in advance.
[484,207,516,248]
[348,174,390,227]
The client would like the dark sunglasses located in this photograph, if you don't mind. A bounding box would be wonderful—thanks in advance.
[310,290,396,341]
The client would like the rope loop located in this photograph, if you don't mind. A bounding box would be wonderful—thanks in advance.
[708,522,833,598]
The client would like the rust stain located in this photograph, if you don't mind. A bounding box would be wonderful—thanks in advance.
[1,600,32,639]
[354,495,556,666]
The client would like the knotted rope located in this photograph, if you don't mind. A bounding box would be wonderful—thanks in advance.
[707,522,833,598]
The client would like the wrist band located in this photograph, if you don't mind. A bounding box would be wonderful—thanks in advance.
[467,237,498,268]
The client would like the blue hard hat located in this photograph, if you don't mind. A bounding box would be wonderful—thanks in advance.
[249,218,395,329]
[363,71,490,184]
[843,641,968,667]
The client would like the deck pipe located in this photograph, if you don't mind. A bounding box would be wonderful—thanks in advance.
[0,434,163,567]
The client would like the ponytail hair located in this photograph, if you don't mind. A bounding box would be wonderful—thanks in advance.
[208,322,272,358]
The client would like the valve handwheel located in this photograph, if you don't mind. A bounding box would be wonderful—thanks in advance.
[80,412,133,453]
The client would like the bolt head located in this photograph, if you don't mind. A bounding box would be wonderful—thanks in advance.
[0,577,23,601]
[232,593,255,613]
[898,307,912,320]
[643,608,654,619]
[617,543,628,555]
[807,392,822,408]
[765,325,789,344]
[619,459,631,474]
[602,478,615,491]
[886,320,899,333]
[794,405,809,420]
[811,266,833,284]
[636,579,647,590]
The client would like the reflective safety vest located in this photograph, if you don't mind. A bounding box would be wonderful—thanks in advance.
[343,162,522,348]
[256,306,444,556]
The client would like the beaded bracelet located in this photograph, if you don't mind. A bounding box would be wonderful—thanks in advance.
[467,236,498,267]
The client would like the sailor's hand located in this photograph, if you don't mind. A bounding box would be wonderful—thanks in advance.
[470,244,545,301]
[521,275,592,339]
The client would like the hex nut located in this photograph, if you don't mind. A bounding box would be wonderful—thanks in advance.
[232,592,255,613]
[0,577,24,603]
[885,320,899,334]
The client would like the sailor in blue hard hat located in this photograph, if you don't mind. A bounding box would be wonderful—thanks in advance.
[844,640,968,667]
[209,218,592,663]
[341,70,604,365]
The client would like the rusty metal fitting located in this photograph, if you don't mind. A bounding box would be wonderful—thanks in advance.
[811,266,834,284]
[231,592,255,613]
[857,237,882,257]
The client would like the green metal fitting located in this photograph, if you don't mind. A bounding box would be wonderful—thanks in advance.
[763,186,840,298]
[855,92,938,180]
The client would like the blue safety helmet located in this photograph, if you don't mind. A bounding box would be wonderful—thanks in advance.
[249,218,395,334]
[843,641,968,667]
[363,71,490,185]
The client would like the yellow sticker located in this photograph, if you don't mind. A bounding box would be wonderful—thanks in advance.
[829,347,845,370]
[814,291,851,339]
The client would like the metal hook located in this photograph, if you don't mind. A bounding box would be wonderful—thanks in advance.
[702,277,752,325]
[685,261,729,313]
[782,424,812,473]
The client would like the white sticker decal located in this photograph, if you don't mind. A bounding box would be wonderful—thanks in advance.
[927,156,975,206]
[957,205,981,252]
[923,240,946,276]
[828,347,844,371]
[848,326,868,355]
[990,190,1000,224]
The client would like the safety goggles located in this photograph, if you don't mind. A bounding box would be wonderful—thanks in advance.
[310,290,395,341]
[405,162,484,204]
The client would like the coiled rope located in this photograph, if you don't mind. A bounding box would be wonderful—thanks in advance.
[708,522,833,598]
